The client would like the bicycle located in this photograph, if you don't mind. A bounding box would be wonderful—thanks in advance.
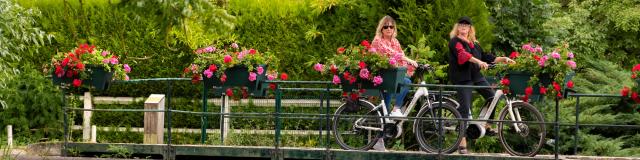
[332,64,464,153]
[463,68,547,157]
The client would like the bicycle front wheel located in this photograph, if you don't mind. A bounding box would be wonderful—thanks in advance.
[414,102,463,153]
[332,99,383,150]
[497,102,546,157]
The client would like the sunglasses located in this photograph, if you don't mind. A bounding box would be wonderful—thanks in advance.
[383,25,394,30]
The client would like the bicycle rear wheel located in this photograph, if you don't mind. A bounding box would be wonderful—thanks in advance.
[332,99,382,150]
[497,102,546,156]
[414,102,463,153]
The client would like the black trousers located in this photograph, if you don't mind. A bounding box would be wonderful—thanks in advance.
[455,78,496,120]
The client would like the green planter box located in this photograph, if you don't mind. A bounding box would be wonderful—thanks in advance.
[484,76,499,86]
[339,67,407,93]
[507,71,551,96]
[203,65,267,96]
[52,65,114,91]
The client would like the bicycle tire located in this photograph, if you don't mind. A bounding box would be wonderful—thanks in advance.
[332,99,383,150]
[414,102,464,153]
[497,102,546,157]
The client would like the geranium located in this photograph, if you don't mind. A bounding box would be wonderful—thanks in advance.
[620,63,640,112]
[51,43,131,89]
[313,40,407,98]
[496,42,577,101]
[184,43,285,99]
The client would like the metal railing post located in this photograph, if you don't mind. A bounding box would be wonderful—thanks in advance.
[574,96,580,155]
[201,82,208,144]
[62,88,68,157]
[555,97,560,160]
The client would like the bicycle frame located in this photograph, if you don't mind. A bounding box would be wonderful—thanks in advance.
[469,89,526,138]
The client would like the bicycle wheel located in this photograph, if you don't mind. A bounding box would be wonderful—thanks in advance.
[414,101,464,153]
[332,99,383,150]
[497,102,546,156]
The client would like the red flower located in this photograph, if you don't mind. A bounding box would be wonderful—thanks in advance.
[226,88,234,97]
[567,80,574,89]
[343,71,351,79]
[500,77,510,86]
[269,83,277,90]
[632,92,638,100]
[330,65,337,75]
[359,89,366,93]
[73,70,79,76]
[183,67,190,73]
[633,74,637,79]
[521,95,529,102]
[359,61,367,69]
[208,64,217,72]
[552,81,561,91]
[525,86,533,96]
[350,92,359,101]
[280,73,288,80]
[360,40,370,48]
[337,47,345,54]
[66,70,73,78]
[191,74,201,84]
[249,49,257,55]
[557,92,563,98]
[241,88,249,98]
[220,74,227,83]
[72,79,82,87]
[621,87,630,97]
[224,55,232,63]
[533,55,540,61]
[62,58,70,67]
[76,62,85,70]
[632,64,640,72]
[539,86,547,95]
[349,77,357,84]
[509,51,519,59]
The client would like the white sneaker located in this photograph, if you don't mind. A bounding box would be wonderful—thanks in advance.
[389,109,404,117]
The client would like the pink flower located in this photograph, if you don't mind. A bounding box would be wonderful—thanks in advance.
[257,66,264,74]
[248,72,257,81]
[538,59,546,67]
[267,74,276,80]
[313,63,324,72]
[125,75,130,80]
[205,46,215,53]
[101,51,109,57]
[373,76,383,86]
[220,74,227,83]
[196,49,204,54]
[102,59,110,64]
[110,56,119,64]
[522,43,533,52]
[368,47,377,53]
[123,64,131,73]
[359,68,370,79]
[224,55,232,63]
[231,43,239,49]
[389,57,397,65]
[332,75,341,85]
[535,46,543,53]
[566,60,577,69]
[551,52,561,59]
[568,52,574,59]
[237,52,246,60]
[204,69,214,78]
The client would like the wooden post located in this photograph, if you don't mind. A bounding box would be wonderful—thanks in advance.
[7,125,12,148]
[91,125,97,143]
[144,94,165,144]
[83,92,92,142]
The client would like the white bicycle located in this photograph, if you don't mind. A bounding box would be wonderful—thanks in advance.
[332,65,465,153]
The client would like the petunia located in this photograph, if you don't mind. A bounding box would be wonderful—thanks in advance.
[256,66,264,74]
[313,63,324,72]
[73,79,82,87]
[124,64,131,73]
[248,72,257,81]
[373,76,383,86]
[359,68,370,79]
[204,69,213,78]
[332,75,341,85]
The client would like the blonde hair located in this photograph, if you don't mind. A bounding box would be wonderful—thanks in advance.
[449,23,477,43]
[375,15,397,39]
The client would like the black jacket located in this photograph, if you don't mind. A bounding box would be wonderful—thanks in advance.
[448,37,495,84]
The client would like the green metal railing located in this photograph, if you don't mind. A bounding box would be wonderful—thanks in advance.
[58,79,640,160]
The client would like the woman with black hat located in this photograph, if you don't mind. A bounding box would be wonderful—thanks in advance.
[448,16,515,154]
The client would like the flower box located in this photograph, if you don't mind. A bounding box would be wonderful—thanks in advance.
[202,65,267,96]
[339,67,407,93]
[52,65,114,90]
[507,71,552,96]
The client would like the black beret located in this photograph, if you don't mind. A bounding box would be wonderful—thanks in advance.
[458,16,472,25]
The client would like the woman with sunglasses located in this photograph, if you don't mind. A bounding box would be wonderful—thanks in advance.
[448,16,515,154]
[370,15,418,151]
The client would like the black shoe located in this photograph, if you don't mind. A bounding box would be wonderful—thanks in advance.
[485,127,498,136]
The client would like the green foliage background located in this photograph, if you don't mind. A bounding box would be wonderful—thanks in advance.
[1,0,639,156]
